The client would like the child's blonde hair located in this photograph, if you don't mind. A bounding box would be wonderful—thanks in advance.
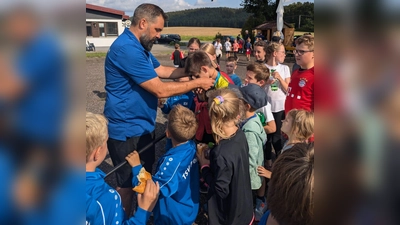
[247,63,270,82]
[167,104,198,143]
[207,88,244,143]
[266,42,284,60]
[86,112,108,162]
[201,43,216,56]
[286,109,314,142]
[295,35,314,51]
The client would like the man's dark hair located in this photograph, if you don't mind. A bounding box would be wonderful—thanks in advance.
[131,3,168,26]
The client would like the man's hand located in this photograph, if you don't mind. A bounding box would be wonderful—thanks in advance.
[195,77,215,91]
[137,179,159,212]
[125,151,141,167]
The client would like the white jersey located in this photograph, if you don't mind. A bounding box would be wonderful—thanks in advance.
[256,102,274,123]
[264,63,291,112]
[224,41,232,51]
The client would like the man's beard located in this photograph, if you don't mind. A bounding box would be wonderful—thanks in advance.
[140,33,156,51]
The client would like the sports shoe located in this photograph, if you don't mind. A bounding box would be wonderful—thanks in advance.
[254,197,267,221]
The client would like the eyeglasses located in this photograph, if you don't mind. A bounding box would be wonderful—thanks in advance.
[293,49,314,56]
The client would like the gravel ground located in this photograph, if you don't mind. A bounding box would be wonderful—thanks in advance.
[86,46,294,224]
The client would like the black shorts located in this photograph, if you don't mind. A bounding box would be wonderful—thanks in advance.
[107,132,155,188]
[226,51,231,53]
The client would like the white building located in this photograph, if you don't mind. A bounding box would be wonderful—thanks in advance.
[86,3,129,47]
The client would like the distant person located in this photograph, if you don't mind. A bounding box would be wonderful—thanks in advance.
[245,38,253,61]
[225,57,242,86]
[103,3,214,215]
[224,37,232,59]
[232,39,239,61]
[213,38,222,65]
[170,43,184,68]
[243,30,250,53]
[179,37,201,68]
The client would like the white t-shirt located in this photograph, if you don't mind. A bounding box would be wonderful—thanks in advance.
[214,42,222,56]
[256,102,274,123]
[264,63,291,112]
[224,41,232,51]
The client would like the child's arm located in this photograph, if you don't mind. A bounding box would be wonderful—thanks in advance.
[257,166,271,179]
[125,151,143,188]
[160,97,172,114]
[263,120,276,134]
[259,104,276,134]
[198,148,232,199]
[151,156,181,198]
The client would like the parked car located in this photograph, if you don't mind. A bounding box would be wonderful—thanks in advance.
[155,34,181,44]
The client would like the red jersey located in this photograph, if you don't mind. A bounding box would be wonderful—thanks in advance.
[285,67,314,115]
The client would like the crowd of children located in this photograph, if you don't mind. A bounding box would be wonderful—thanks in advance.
[86,34,314,225]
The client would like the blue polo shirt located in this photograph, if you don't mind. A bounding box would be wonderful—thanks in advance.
[104,28,160,140]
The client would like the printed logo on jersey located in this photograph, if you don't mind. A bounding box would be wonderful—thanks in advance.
[299,78,307,87]
[182,158,198,179]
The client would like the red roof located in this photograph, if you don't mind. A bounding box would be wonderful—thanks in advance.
[86,3,129,19]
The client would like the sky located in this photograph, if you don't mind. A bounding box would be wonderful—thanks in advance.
[86,0,314,16]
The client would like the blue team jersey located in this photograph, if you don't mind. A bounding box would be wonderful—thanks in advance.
[132,140,200,225]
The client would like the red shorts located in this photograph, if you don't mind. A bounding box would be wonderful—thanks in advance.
[246,49,251,55]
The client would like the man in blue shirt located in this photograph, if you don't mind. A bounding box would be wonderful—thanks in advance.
[104,3,214,215]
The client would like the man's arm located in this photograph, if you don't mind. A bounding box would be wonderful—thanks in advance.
[155,65,188,80]
[0,56,25,101]
[140,76,214,98]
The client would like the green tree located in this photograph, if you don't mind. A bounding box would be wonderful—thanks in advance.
[240,0,279,22]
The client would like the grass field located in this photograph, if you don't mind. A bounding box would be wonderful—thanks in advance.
[162,27,313,41]
[162,27,241,40]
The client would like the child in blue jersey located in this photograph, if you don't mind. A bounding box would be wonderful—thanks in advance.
[158,77,195,114]
[158,76,195,151]
[226,57,242,86]
[126,105,200,225]
[85,112,159,225]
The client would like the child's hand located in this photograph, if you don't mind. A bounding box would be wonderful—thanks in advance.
[271,71,282,82]
[196,145,210,166]
[125,151,141,167]
[137,180,159,212]
[257,166,272,179]
[158,99,165,108]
